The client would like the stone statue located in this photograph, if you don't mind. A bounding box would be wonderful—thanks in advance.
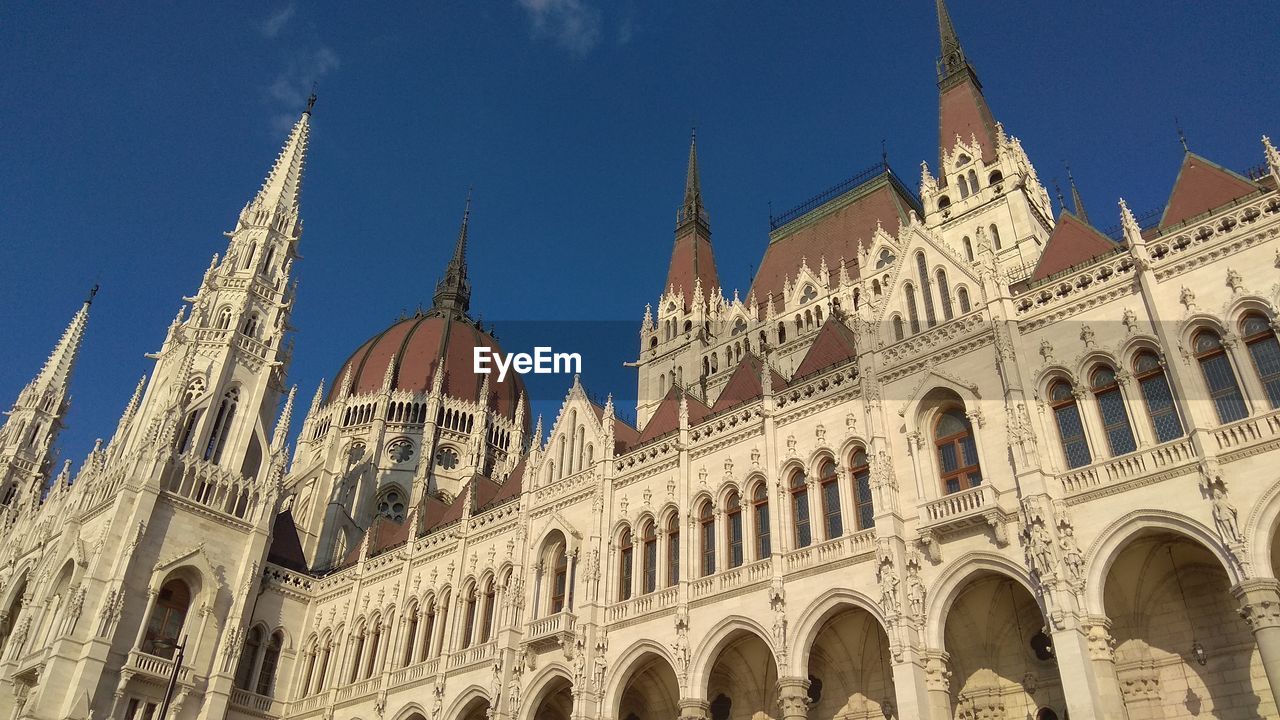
[1212,485,1242,543]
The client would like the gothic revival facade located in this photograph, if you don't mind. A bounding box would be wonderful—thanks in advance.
[3,3,1280,719]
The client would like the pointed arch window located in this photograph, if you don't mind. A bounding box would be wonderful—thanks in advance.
[550,544,569,613]
[142,579,190,658]
[752,483,770,559]
[1132,352,1183,443]
[818,460,842,540]
[962,236,974,262]
[666,513,680,586]
[989,224,1002,250]
[641,521,658,594]
[256,630,283,696]
[725,491,743,568]
[904,283,920,335]
[1091,366,1136,456]
[1241,313,1280,408]
[421,599,439,659]
[916,252,937,327]
[935,409,981,494]
[790,471,811,548]
[892,315,905,342]
[402,606,419,666]
[235,626,263,689]
[957,175,969,199]
[215,307,233,330]
[936,269,953,320]
[957,287,971,314]
[850,448,874,531]
[967,169,978,193]
[478,579,497,643]
[262,246,276,274]
[618,527,634,600]
[204,388,239,463]
[1050,380,1091,468]
[699,501,716,576]
[1194,329,1248,423]
[461,585,479,649]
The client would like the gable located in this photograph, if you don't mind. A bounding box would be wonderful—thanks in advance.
[793,318,860,379]
[1159,153,1260,229]
[1030,212,1119,282]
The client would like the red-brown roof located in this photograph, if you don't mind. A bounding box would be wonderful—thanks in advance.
[665,227,719,307]
[711,353,788,413]
[1159,153,1260,229]
[267,510,308,571]
[793,318,860,379]
[588,400,641,453]
[478,459,525,512]
[1030,212,1120,282]
[751,174,916,305]
[637,386,712,445]
[938,75,999,169]
[329,314,528,426]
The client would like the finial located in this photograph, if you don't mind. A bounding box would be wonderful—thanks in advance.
[881,138,888,168]
[85,284,99,306]
[1175,117,1188,152]
[1054,180,1066,214]
[306,83,317,114]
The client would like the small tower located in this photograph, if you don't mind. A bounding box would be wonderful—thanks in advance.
[428,191,473,321]
[0,290,94,508]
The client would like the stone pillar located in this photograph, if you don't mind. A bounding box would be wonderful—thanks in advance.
[1080,617,1126,719]
[776,676,810,720]
[678,697,709,720]
[922,650,952,720]
[1233,578,1280,709]
[1049,620,1120,720]
[889,654,934,720]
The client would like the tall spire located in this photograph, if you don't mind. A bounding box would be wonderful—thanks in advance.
[31,290,93,401]
[934,0,998,168]
[1067,164,1089,224]
[430,191,474,320]
[676,129,709,232]
[252,99,313,216]
[936,0,975,86]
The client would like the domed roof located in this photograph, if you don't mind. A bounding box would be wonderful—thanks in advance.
[329,313,527,425]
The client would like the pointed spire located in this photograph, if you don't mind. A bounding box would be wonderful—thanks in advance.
[429,190,473,320]
[936,0,974,84]
[676,128,709,231]
[1264,136,1280,182]
[108,375,147,453]
[32,292,93,400]
[1054,181,1067,215]
[1066,164,1088,224]
[253,104,312,215]
[271,386,298,454]
[308,379,326,418]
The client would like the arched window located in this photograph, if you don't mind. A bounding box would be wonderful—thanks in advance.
[892,315,905,342]
[550,545,569,614]
[752,484,770,559]
[967,169,978,192]
[937,269,953,320]
[461,585,478,649]
[935,409,982,494]
[777,322,786,344]
[962,236,973,262]
[1091,366,1136,456]
[957,287,971,314]
[905,283,920,335]
[402,606,419,666]
[142,579,191,659]
[177,409,203,455]
[850,449,874,531]
[243,244,255,269]
[235,626,263,689]
[818,460,842,540]
[666,514,680,586]
[262,246,276,274]
[363,620,382,678]
[1133,352,1183,443]
[215,307,233,330]
[790,471,811,548]
[257,630,283,696]
[376,487,406,522]
[937,195,951,211]
[204,388,239,463]
[1194,329,1248,423]
[641,521,657,594]
[422,599,439,659]
[699,502,716,576]
[989,170,1003,185]
[300,638,318,695]
[989,224,1002,250]
[1050,381,1091,468]
[958,175,970,198]
[314,635,332,693]
[618,527,634,601]
[1241,313,1280,408]
[478,579,496,643]
[916,252,936,327]
[726,491,743,568]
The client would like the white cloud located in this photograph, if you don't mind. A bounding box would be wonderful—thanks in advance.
[268,46,340,129]
[258,4,297,39]
[517,0,603,56]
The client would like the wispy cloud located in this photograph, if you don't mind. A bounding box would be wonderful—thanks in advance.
[257,4,296,39]
[517,0,602,56]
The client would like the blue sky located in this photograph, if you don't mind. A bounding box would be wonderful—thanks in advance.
[2,2,1278,467]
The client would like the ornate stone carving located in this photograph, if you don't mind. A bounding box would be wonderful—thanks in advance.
[905,551,926,625]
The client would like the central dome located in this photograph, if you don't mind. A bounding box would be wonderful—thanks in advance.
[329,313,527,425]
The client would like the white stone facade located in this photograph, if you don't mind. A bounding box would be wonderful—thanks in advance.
[2,6,1280,720]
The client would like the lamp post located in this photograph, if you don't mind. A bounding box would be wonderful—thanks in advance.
[155,635,187,719]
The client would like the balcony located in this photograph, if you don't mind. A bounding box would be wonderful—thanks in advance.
[334,676,380,703]
[1059,437,1197,496]
[447,641,496,671]
[691,558,773,601]
[606,587,677,623]
[126,649,194,686]
[526,611,576,652]
[785,529,876,575]
[920,484,995,532]
[1211,408,1280,454]
[229,688,283,715]
[388,657,440,688]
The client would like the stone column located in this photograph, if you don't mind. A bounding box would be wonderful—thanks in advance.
[1049,619,1120,720]
[922,650,952,720]
[1080,617,1126,719]
[889,654,934,720]
[1233,578,1280,709]
[678,697,709,720]
[776,676,810,720]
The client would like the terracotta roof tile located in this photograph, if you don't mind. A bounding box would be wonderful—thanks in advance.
[637,386,712,445]
[711,354,787,413]
[1159,153,1260,230]
[1029,212,1120,283]
[665,229,718,307]
[938,76,998,169]
[792,318,860,379]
